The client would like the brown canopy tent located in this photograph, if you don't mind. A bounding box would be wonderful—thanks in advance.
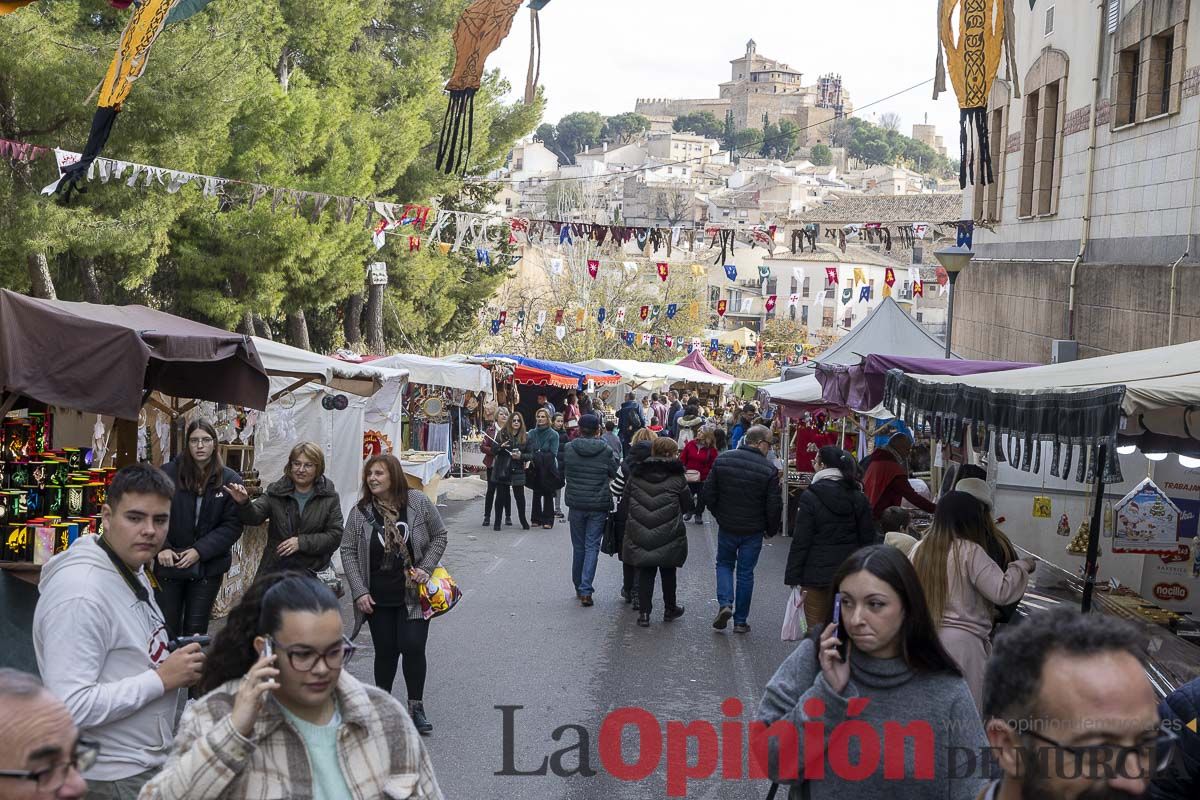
[0,289,269,421]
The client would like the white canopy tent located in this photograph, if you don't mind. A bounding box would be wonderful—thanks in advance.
[254,337,409,398]
[368,353,491,394]
[578,358,736,390]
[250,338,408,520]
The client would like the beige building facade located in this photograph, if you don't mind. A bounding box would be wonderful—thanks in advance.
[635,40,851,141]
[955,0,1200,363]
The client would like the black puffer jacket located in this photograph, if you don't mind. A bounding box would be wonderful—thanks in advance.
[703,444,782,536]
[785,475,876,588]
[621,458,695,569]
[159,459,244,578]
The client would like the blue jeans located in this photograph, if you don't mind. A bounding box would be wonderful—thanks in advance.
[569,509,608,596]
[715,530,764,625]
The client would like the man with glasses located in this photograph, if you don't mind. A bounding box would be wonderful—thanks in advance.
[0,669,90,799]
[980,608,1173,800]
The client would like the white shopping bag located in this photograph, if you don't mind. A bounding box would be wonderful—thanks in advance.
[781,586,808,641]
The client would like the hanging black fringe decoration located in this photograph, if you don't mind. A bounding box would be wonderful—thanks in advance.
[435,89,478,176]
[958,107,994,189]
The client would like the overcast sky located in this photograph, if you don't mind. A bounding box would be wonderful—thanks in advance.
[487,0,963,149]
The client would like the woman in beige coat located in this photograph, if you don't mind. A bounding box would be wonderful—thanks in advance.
[910,492,1035,710]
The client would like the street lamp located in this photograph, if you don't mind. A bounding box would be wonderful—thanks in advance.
[934,245,974,358]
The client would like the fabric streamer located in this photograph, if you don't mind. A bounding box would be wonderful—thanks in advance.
[937,0,1006,188]
[437,0,525,175]
[47,0,217,201]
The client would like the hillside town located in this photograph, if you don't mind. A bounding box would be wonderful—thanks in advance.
[2,3,1200,800]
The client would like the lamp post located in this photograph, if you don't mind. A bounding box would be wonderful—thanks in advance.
[934,245,974,358]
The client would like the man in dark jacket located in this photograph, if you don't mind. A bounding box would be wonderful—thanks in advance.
[703,425,782,633]
[563,414,619,607]
[1153,676,1200,799]
[616,393,645,455]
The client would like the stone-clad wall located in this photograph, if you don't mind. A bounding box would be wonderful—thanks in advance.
[953,258,1200,362]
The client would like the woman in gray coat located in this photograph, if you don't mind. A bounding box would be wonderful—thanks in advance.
[621,437,694,628]
[341,453,448,735]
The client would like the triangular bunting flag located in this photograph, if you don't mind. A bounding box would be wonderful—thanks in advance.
[587,259,599,279]
[656,262,669,281]
[666,303,678,319]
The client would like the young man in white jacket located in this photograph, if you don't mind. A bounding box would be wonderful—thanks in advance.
[34,464,205,798]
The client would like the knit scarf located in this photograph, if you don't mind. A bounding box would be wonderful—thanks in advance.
[374,499,410,573]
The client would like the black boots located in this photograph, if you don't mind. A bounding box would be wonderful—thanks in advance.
[409,700,432,735]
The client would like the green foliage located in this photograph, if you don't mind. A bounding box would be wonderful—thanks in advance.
[758,120,799,160]
[810,144,833,166]
[602,112,650,144]
[733,129,761,158]
[538,111,604,165]
[722,109,736,152]
[672,111,723,140]
[0,0,542,354]
[842,117,955,176]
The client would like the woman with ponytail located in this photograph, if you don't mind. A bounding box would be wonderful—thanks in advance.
[786,446,877,627]
[143,572,443,799]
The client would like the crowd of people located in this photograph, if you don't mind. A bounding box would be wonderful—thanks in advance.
[2,393,1198,799]
[15,436,449,798]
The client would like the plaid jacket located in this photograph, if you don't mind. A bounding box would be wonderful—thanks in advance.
[342,489,449,635]
[138,672,443,800]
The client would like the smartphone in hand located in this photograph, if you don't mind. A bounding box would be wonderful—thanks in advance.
[832,593,847,661]
[261,636,274,662]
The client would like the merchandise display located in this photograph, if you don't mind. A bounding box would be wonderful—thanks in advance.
[1,408,111,566]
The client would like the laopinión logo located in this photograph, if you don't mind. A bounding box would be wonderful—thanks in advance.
[497,701,1189,796]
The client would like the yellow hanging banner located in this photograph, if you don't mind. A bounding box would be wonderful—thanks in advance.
[853,268,867,286]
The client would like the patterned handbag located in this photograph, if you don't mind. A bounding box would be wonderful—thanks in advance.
[418,566,462,620]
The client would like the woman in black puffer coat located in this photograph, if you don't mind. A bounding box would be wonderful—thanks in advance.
[621,437,695,628]
[610,430,655,609]
[786,446,876,628]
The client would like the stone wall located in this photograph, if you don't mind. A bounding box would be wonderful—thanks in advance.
[952,258,1200,362]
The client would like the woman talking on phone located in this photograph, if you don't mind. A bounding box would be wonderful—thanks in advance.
[341,454,448,735]
[756,545,987,799]
[157,419,244,638]
[141,571,443,799]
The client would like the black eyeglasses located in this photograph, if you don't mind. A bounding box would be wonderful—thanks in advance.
[189,436,214,445]
[275,637,357,672]
[0,740,99,791]
[1020,728,1179,779]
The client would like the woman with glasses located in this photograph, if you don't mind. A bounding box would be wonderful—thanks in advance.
[157,419,244,639]
[341,454,448,735]
[225,442,344,580]
[143,572,443,799]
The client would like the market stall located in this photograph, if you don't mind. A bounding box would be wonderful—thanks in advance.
[884,340,1200,694]
[578,357,734,413]
[477,354,620,423]
[345,352,491,473]
[0,291,270,671]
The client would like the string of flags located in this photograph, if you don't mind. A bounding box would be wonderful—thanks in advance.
[2,135,972,268]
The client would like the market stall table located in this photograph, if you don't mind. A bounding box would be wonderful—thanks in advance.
[400,451,451,499]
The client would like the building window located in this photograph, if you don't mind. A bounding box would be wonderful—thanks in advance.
[801,305,809,326]
[1045,5,1054,35]
[1019,49,1068,218]
[973,81,1011,223]
[823,305,835,327]
[802,277,810,298]
[1111,0,1188,126]
[1153,31,1174,117]
[843,312,853,329]
[505,197,513,212]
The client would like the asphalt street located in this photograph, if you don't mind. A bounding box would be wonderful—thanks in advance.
[343,492,798,800]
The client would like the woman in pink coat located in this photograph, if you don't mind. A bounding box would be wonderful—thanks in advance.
[910,492,1036,710]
